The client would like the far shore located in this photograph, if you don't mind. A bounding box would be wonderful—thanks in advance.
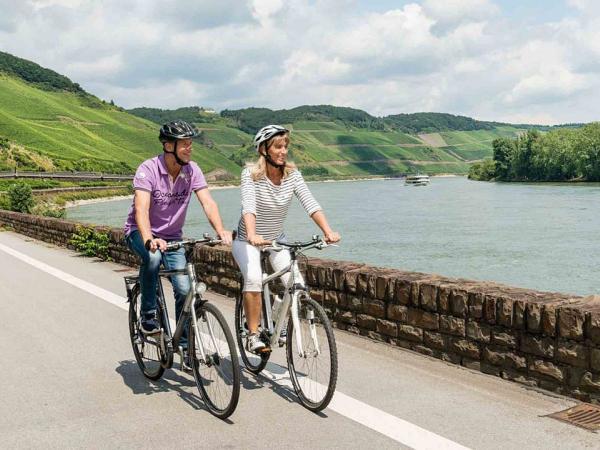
[64,174,464,208]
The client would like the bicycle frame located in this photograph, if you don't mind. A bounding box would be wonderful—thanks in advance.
[260,253,315,358]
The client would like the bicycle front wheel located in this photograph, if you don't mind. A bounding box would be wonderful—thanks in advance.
[128,285,165,380]
[189,302,240,420]
[286,295,338,412]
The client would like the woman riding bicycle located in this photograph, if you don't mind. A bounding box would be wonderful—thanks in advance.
[232,124,340,353]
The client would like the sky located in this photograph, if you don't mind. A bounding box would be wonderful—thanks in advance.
[1,0,599,125]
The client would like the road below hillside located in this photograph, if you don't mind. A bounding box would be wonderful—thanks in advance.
[0,231,597,449]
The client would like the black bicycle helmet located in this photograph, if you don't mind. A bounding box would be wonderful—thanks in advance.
[158,120,199,142]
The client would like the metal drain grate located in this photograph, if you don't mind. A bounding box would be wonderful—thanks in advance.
[547,404,600,431]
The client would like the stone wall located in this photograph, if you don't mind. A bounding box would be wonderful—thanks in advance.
[2,209,600,403]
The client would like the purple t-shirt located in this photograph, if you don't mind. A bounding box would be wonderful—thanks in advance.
[124,154,208,240]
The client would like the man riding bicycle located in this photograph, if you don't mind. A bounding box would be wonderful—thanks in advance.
[124,119,232,352]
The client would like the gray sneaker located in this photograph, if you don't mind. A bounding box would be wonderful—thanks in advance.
[278,328,287,346]
[246,333,267,353]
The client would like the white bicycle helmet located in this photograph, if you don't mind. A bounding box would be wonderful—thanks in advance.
[253,124,289,151]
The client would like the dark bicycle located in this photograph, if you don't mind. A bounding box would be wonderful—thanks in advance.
[124,234,240,419]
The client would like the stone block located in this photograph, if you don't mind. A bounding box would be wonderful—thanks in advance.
[440,352,462,365]
[581,372,600,394]
[393,280,411,305]
[450,290,468,318]
[468,292,484,319]
[438,285,452,313]
[363,298,385,318]
[501,370,538,387]
[513,300,527,330]
[357,273,369,296]
[520,335,554,358]
[324,290,338,306]
[413,345,435,356]
[592,349,600,373]
[375,275,391,300]
[496,297,513,327]
[526,303,542,333]
[483,295,497,325]
[398,324,423,342]
[462,358,481,371]
[387,304,407,322]
[347,295,363,312]
[440,315,466,336]
[558,306,585,341]
[556,340,589,368]
[356,314,376,330]
[407,308,439,330]
[482,347,526,370]
[419,283,438,312]
[587,312,600,344]
[447,337,480,359]
[344,271,360,294]
[529,359,565,383]
[541,305,557,337]
[466,321,491,343]
[376,319,398,337]
[423,331,445,350]
[491,329,518,349]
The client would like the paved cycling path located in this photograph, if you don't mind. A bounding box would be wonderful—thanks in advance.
[0,230,597,449]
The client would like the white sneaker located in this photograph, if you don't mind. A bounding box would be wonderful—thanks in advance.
[246,333,267,353]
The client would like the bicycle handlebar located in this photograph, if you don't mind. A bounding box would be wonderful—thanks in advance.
[260,235,337,253]
[165,233,222,251]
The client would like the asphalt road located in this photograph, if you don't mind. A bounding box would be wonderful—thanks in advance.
[0,230,597,449]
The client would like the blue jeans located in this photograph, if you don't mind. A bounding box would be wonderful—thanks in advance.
[126,230,190,347]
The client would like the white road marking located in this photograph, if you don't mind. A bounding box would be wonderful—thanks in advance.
[0,241,469,450]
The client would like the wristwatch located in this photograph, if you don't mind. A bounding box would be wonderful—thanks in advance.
[144,239,152,250]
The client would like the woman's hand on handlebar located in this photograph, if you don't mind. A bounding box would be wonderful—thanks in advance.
[248,233,270,247]
[323,231,341,244]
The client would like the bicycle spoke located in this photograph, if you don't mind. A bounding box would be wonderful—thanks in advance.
[190,303,240,419]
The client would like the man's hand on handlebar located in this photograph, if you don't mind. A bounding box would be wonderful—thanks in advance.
[217,229,233,246]
[323,231,341,244]
[146,237,167,253]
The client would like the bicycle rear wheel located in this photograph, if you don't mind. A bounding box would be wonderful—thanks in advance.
[189,302,240,420]
[286,295,338,412]
[234,292,270,374]
[128,285,165,380]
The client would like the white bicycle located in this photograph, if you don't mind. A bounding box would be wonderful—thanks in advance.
[234,236,338,412]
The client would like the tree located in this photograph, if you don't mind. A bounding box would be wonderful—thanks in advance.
[492,138,514,180]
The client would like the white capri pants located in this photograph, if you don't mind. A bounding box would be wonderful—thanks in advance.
[232,239,305,292]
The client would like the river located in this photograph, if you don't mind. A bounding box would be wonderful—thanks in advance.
[67,177,600,296]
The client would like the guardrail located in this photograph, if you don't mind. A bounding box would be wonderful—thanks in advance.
[0,171,133,181]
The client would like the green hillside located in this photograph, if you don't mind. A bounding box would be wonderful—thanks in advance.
[0,73,240,176]
[0,51,535,180]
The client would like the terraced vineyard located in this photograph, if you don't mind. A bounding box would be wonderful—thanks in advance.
[0,50,529,180]
[0,74,240,176]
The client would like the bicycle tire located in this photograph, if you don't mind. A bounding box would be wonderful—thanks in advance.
[234,291,270,374]
[286,295,338,412]
[128,285,165,380]
[189,302,240,419]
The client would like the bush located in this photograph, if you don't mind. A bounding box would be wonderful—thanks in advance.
[31,202,66,218]
[69,224,111,260]
[8,182,34,213]
[468,159,496,181]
